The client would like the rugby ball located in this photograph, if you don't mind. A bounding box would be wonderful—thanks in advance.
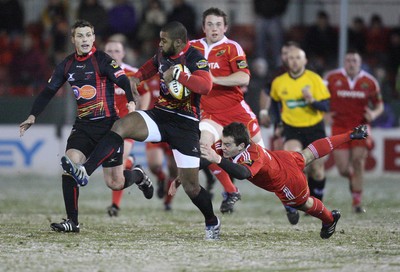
[168,64,191,100]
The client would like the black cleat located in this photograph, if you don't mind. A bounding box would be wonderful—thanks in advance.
[353,206,366,213]
[220,191,241,213]
[350,124,368,140]
[133,165,154,199]
[51,219,80,233]
[320,210,341,239]
[107,203,120,217]
[285,206,300,225]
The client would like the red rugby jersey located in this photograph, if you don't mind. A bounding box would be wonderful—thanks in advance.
[215,141,287,192]
[325,68,382,128]
[114,63,147,117]
[191,36,250,113]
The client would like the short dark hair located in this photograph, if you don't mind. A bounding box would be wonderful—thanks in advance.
[346,49,361,55]
[161,21,187,42]
[283,40,300,48]
[222,122,250,147]
[71,19,94,36]
[202,7,228,26]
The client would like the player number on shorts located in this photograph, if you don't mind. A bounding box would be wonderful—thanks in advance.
[283,186,295,200]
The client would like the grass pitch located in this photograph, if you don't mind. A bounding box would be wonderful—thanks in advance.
[0,172,399,272]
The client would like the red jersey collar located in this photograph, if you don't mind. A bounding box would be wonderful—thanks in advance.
[75,46,97,61]
[170,43,190,59]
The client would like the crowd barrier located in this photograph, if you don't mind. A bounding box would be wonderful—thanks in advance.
[1,125,399,176]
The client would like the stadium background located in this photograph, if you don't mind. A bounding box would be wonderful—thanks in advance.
[1,0,400,175]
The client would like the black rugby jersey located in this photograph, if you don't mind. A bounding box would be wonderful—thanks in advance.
[47,47,132,120]
[141,44,209,119]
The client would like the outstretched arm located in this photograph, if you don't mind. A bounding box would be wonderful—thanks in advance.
[19,87,56,136]
[200,144,251,180]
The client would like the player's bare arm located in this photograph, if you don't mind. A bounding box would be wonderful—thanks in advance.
[364,103,384,122]
[19,115,36,137]
[212,71,250,87]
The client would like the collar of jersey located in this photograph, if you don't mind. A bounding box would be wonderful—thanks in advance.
[169,43,190,59]
[75,46,97,61]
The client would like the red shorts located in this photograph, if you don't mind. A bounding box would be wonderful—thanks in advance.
[332,125,374,150]
[273,152,310,207]
[201,101,261,138]
[146,142,173,156]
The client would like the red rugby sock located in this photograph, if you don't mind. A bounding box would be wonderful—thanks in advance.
[112,190,123,207]
[208,164,237,193]
[307,131,351,159]
[305,196,334,225]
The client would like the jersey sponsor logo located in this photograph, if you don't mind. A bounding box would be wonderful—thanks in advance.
[76,64,86,69]
[196,59,208,69]
[361,82,370,89]
[110,59,119,69]
[85,72,93,80]
[72,85,96,100]
[286,99,307,109]
[216,49,226,57]
[334,79,343,87]
[67,73,75,82]
[236,60,248,69]
[208,62,220,69]
[114,70,125,78]
[337,90,366,99]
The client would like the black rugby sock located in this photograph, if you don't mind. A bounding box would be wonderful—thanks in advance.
[308,177,326,201]
[62,174,79,225]
[123,169,144,189]
[190,186,217,225]
[84,131,123,175]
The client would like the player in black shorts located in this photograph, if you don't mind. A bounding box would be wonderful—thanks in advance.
[60,21,221,240]
[283,121,326,148]
[19,20,153,233]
